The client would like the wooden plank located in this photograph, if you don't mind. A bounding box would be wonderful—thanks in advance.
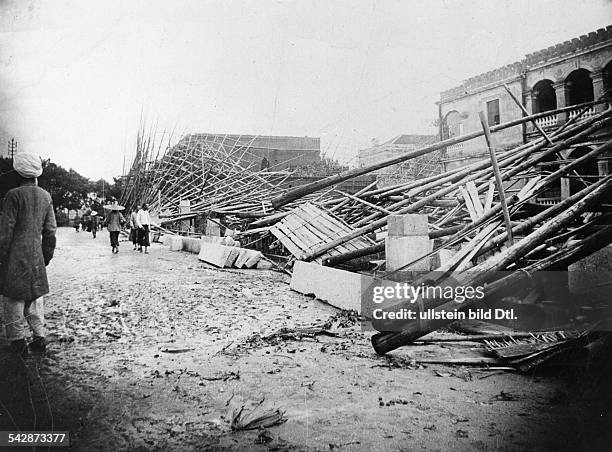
[484,179,495,212]
[281,214,326,251]
[275,221,313,253]
[292,209,362,253]
[466,181,484,217]
[300,203,373,250]
[459,186,479,222]
[293,204,364,253]
[269,225,304,257]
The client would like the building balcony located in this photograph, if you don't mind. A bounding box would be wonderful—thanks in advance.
[568,105,597,121]
[534,113,558,129]
[446,142,464,154]
[535,196,562,206]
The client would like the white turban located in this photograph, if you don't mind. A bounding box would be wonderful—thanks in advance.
[13,153,43,178]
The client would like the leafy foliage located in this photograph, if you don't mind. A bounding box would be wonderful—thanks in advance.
[291,155,348,177]
[0,157,120,211]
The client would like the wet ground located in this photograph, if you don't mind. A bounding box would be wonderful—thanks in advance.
[0,227,610,451]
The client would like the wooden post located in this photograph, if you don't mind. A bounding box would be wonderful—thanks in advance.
[478,111,514,247]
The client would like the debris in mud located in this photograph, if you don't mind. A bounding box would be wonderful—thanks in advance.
[371,355,420,370]
[227,397,287,431]
[202,371,240,382]
[329,441,361,449]
[320,309,362,329]
[255,428,274,444]
[491,391,520,402]
[160,346,196,354]
[378,397,410,407]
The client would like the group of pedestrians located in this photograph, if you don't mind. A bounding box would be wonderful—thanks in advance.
[72,203,152,254]
[106,203,151,254]
[129,204,151,253]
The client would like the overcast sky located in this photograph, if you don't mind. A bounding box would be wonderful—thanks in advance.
[0,0,610,180]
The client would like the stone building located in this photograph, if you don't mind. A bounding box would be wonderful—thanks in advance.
[178,133,321,171]
[357,134,440,186]
[438,26,612,202]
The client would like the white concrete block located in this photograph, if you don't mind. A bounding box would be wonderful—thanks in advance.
[256,260,273,270]
[162,234,174,247]
[387,214,428,237]
[385,236,431,271]
[233,249,249,268]
[198,242,234,267]
[181,237,202,254]
[290,261,376,313]
[225,248,240,267]
[201,235,225,245]
[244,252,263,268]
[170,236,183,251]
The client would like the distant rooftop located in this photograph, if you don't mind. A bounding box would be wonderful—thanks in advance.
[181,133,320,151]
[389,134,438,146]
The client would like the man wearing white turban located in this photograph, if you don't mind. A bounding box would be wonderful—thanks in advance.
[0,153,56,355]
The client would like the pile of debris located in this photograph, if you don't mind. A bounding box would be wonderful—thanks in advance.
[121,100,611,364]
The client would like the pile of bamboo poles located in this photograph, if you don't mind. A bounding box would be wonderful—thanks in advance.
[120,126,298,228]
[235,102,610,267]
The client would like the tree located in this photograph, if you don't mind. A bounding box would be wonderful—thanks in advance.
[292,155,348,177]
[0,157,122,213]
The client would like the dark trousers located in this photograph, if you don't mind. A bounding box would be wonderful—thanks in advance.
[130,228,138,245]
[138,225,150,247]
[109,231,120,247]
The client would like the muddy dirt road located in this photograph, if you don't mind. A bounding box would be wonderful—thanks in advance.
[0,228,609,451]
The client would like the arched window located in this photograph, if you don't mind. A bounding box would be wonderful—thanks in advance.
[532,79,557,113]
[566,69,594,105]
[442,111,463,140]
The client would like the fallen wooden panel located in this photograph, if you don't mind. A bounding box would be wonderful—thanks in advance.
[290,261,375,313]
[270,202,374,264]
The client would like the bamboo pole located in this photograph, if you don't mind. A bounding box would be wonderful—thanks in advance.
[271,101,604,209]
[479,111,514,246]
[370,174,612,354]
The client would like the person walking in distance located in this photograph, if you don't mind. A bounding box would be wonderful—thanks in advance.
[136,203,151,254]
[106,205,126,254]
[90,213,99,238]
[129,205,139,250]
[0,153,56,355]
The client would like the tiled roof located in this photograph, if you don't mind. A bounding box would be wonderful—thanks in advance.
[183,133,320,151]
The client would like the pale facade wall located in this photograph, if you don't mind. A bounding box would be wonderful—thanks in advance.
[440,79,524,169]
[439,29,612,175]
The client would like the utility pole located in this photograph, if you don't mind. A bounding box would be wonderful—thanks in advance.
[8,138,17,162]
